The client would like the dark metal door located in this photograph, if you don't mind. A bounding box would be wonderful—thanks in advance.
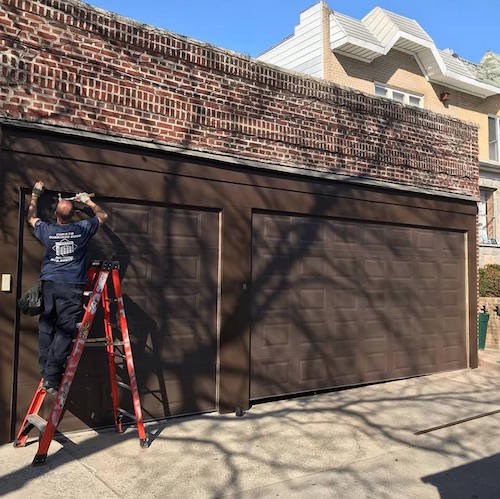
[250,212,467,399]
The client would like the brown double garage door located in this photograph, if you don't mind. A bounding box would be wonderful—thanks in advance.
[18,202,467,429]
[250,212,467,399]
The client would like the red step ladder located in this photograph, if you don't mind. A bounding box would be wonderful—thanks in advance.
[14,261,149,465]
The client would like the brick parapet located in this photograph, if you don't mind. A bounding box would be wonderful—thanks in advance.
[0,0,479,197]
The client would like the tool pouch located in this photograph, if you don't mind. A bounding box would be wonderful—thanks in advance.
[18,281,43,316]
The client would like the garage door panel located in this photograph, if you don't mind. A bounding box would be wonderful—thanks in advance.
[110,205,152,235]
[253,254,291,276]
[262,323,291,346]
[251,212,467,399]
[90,204,220,419]
[333,319,358,340]
[17,200,219,433]
[300,256,327,276]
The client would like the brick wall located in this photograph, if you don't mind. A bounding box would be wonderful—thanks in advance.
[0,0,479,197]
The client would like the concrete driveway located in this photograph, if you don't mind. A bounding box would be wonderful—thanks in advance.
[1,351,500,498]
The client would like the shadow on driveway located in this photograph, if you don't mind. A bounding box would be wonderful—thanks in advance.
[422,452,500,498]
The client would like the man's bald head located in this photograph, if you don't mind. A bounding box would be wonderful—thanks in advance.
[55,199,74,223]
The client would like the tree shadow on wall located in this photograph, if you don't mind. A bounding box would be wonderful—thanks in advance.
[65,219,173,430]
[0,58,474,498]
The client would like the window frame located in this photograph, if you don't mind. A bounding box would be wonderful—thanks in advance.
[374,83,424,109]
[488,115,500,163]
[479,187,497,245]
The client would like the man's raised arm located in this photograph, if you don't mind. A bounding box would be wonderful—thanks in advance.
[27,180,44,228]
[74,192,108,225]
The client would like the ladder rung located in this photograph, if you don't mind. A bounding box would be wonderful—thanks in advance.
[71,338,125,347]
[117,381,131,391]
[83,291,92,297]
[113,351,126,359]
[26,414,47,432]
[86,341,124,347]
[117,408,136,421]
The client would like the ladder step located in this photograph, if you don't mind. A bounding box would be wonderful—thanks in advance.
[70,337,125,347]
[85,340,125,347]
[26,414,47,433]
[83,291,92,297]
[117,381,131,391]
[117,407,136,421]
[113,351,126,359]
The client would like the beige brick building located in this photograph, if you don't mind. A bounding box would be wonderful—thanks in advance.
[259,2,500,267]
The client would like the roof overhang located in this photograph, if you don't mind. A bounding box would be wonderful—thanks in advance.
[480,160,500,175]
[329,7,500,99]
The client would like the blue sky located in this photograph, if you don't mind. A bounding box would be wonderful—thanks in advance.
[88,1,499,63]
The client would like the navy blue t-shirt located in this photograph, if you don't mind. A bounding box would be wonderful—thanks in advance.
[34,216,100,284]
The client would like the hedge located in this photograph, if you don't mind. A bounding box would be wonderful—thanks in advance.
[479,264,500,297]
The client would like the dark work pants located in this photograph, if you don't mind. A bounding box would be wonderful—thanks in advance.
[39,281,83,384]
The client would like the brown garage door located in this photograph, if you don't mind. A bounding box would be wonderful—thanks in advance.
[17,195,219,431]
[250,212,467,399]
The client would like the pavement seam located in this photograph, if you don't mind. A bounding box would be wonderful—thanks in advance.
[445,373,499,384]
[218,444,404,498]
[60,447,122,498]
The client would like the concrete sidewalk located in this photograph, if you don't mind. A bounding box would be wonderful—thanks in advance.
[1,358,499,498]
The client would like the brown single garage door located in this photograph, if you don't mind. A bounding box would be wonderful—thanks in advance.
[17,195,219,431]
[250,212,467,399]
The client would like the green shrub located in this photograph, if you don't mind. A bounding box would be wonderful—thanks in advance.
[479,264,500,297]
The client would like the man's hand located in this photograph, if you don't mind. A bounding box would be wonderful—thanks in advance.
[75,193,108,225]
[27,180,44,228]
[74,192,92,204]
[32,181,45,198]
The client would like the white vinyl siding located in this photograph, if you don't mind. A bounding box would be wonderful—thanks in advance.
[374,84,423,108]
[257,3,323,78]
[489,116,500,163]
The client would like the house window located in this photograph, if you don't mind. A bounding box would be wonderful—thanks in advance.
[489,116,500,162]
[479,188,496,244]
[374,84,423,108]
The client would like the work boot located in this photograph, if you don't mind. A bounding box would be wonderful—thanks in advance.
[42,379,59,396]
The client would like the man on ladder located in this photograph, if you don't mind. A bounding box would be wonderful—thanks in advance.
[27,180,108,394]
[18,182,147,465]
